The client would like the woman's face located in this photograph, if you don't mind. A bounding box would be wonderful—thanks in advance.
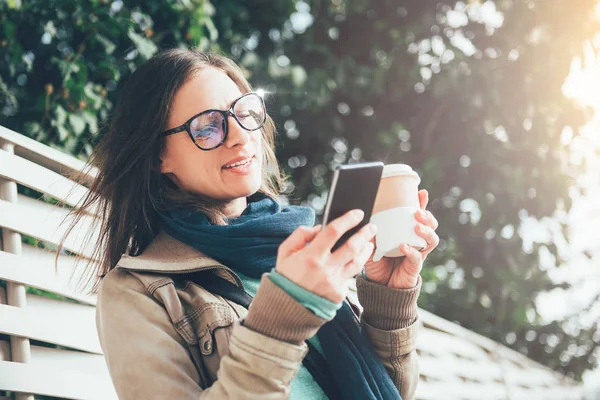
[160,67,263,203]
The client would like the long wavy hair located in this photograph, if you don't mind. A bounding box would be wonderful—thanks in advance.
[58,49,286,292]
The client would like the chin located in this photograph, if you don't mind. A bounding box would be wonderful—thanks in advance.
[220,162,263,199]
[232,178,262,198]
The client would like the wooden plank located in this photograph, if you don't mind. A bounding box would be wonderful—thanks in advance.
[418,355,465,382]
[415,382,450,400]
[0,360,117,400]
[0,295,100,354]
[16,193,101,236]
[31,345,110,381]
[20,243,98,295]
[0,125,97,184]
[0,198,98,258]
[415,380,506,400]
[418,330,506,385]
[502,361,568,387]
[418,327,490,361]
[0,150,90,211]
[509,386,582,400]
[0,250,96,305]
[418,308,575,385]
[27,293,96,319]
[16,192,72,219]
[418,353,504,384]
[419,333,578,392]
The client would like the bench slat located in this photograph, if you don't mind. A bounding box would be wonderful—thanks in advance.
[0,150,90,210]
[0,360,117,400]
[0,198,98,257]
[0,295,100,354]
[0,250,96,305]
[0,125,96,183]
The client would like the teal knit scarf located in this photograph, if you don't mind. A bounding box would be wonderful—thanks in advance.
[161,192,401,400]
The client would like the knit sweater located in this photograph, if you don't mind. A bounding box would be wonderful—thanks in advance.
[237,270,334,399]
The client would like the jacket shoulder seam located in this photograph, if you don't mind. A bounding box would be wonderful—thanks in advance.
[118,267,164,299]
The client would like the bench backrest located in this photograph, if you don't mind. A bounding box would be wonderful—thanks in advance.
[0,125,582,400]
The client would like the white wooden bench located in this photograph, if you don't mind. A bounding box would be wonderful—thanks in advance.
[0,125,582,399]
[0,126,115,400]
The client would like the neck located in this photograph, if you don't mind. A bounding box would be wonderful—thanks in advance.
[221,196,248,219]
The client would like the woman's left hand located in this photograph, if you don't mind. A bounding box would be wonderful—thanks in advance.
[363,189,439,289]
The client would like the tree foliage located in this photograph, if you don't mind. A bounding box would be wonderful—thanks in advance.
[1,0,598,381]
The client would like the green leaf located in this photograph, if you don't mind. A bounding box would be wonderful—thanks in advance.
[53,105,67,127]
[84,83,102,109]
[82,111,98,133]
[23,121,41,136]
[68,113,86,135]
[203,1,216,16]
[204,17,218,42]
[57,125,69,141]
[128,29,158,60]
[7,0,21,9]
[96,34,116,55]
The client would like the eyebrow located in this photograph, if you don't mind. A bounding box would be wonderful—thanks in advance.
[220,93,245,110]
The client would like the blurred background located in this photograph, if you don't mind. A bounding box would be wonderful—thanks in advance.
[1,0,599,397]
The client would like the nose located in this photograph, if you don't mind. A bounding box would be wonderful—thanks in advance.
[224,113,251,148]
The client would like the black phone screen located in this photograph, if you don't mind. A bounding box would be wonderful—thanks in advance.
[322,162,384,252]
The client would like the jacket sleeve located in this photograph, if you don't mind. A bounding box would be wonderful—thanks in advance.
[96,269,327,399]
[355,275,422,400]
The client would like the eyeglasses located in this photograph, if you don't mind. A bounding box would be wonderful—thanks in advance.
[161,92,267,151]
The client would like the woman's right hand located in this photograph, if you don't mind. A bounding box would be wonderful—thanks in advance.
[275,209,377,303]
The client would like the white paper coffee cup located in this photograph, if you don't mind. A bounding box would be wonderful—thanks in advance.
[370,164,426,261]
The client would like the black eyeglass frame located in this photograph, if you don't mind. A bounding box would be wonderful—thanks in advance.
[160,92,267,151]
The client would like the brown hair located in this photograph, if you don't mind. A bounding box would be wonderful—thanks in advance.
[58,49,286,292]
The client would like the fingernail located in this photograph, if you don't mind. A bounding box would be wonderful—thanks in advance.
[352,209,365,220]
[419,210,428,219]
[368,223,377,235]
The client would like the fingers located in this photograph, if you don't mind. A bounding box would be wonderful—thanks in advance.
[344,241,375,277]
[330,222,377,266]
[309,209,365,255]
[415,223,439,256]
[418,189,429,210]
[399,244,423,275]
[278,225,322,258]
[415,209,439,230]
[417,190,439,230]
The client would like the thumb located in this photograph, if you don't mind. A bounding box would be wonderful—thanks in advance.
[418,189,429,210]
[278,225,322,258]
[399,244,423,275]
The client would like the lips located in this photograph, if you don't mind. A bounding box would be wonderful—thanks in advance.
[223,155,255,169]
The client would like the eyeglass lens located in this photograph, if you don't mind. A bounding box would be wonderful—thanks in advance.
[189,93,265,149]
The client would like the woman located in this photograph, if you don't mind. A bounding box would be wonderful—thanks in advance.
[65,49,439,399]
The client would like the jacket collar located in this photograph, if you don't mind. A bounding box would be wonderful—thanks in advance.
[116,230,243,287]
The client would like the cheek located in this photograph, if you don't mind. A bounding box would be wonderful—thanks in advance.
[254,132,264,159]
[178,157,222,196]
[164,139,216,183]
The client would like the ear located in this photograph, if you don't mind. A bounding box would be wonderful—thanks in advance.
[159,153,172,174]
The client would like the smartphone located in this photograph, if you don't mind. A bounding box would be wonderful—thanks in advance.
[322,162,384,252]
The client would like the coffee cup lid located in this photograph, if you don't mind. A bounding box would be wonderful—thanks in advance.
[382,164,420,183]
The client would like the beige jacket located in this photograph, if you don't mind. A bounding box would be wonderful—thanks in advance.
[96,231,421,399]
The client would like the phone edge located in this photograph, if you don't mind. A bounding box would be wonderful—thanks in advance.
[321,168,340,226]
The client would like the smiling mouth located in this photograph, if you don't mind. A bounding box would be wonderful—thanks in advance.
[223,156,255,169]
